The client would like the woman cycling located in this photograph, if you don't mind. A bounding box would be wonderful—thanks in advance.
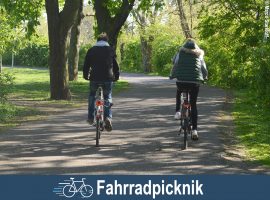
[170,38,208,140]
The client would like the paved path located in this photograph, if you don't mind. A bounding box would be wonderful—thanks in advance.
[0,73,269,174]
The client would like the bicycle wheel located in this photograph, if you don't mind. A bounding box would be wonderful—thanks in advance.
[183,119,189,150]
[63,185,76,198]
[80,185,94,198]
[96,119,100,147]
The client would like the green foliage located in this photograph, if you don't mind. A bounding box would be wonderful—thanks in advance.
[198,0,270,104]
[252,44,270,105]
[0,9,13,54]
[137,0,164,12]
[16,41,49,67]
[2,36,49,67]
[151,30,184,75]
[90,0,164,16]
[0,72,14,103]
[0,0,43,37]
[0,0,43,59]
[119,19,184,74]
[0,103,30,123]
[120,38,143,72]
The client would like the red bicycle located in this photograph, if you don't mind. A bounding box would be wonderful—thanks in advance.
[179,89,193,150]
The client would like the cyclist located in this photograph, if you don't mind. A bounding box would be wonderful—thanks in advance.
[83,32,119,132]
[170,38,208,140]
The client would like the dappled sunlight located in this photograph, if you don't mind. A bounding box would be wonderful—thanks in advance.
[0,74,268,175]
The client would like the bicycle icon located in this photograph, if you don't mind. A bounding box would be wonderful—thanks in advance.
[61,178,93,198]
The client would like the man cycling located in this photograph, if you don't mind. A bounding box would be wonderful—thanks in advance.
[83,32,119,132]
[170,38,208,140]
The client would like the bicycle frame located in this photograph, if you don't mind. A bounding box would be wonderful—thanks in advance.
[95,85,104,147]
[179,90,192,149]
[62,178,93,198]
[69,179,87,192]
[95,86,104,122]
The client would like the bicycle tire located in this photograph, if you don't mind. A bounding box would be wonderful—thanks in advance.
[63,185,76,198]
[96,119,100,147]
[183,118,189,150]
[80,185,94,198]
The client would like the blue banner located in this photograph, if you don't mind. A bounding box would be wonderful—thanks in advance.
[0,175,269,200]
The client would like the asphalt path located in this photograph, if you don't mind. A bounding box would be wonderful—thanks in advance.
[0,73,269,174]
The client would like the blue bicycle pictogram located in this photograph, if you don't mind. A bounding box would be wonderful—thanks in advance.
[53,178,93,198]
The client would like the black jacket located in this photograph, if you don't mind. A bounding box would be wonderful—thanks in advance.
[83,44,119,81]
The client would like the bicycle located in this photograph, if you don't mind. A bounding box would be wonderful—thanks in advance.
[178,89,193,150]
[95,84,105,147]
[62,178,93,198]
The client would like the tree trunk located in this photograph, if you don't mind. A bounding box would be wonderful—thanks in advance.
[93,0,135,50]
[132,10,154,73]
[176,0,192,38]
[68,0,83,81]
[140,35,153,73]
[120,43,125,62]
[189,0,193,37]
[0,55,2,73]
[45,0,80,100]
[11,52,14,67]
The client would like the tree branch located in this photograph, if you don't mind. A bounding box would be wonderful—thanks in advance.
[60,0,81,34]
[112,0,135,33]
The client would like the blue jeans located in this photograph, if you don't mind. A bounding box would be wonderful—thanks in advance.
[88,81,113,120]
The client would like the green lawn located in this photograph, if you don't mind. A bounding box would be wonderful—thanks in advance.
[0,67,128,129]
[233,90,270,167]
[4,67,127,100]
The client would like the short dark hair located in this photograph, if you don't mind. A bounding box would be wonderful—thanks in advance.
[97,32,109,42]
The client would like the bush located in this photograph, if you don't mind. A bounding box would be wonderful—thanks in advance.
[2,36,49,67]
[119,23,184,75]
[152,36,182,76]
[252,44,270,105]
[0,73,14,103]
[197,0,270,106]
[0,103,17,122]
[15,43,49,67]
[120,39,142,72]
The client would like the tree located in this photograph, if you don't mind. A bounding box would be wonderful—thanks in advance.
[45,0,81,100]
[134,11,154,72]
[68,0,83,81]
[0,11,11,73]
[176,0,192,38]
[92,0,136,49]
[0,0,42,72]
[132,0,164,72]
[1,0,42,36]
[198,0,270,104]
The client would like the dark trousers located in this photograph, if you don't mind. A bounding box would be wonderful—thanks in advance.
[176,82,200,130]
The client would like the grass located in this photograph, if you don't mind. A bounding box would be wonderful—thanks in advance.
[233,90,270,167]
[0,67,129,129]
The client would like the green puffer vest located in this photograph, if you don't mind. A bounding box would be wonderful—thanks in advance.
[171,49,204,82]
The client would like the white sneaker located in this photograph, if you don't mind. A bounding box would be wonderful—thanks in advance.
[174,112,181,120]
[192,130,199,140]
